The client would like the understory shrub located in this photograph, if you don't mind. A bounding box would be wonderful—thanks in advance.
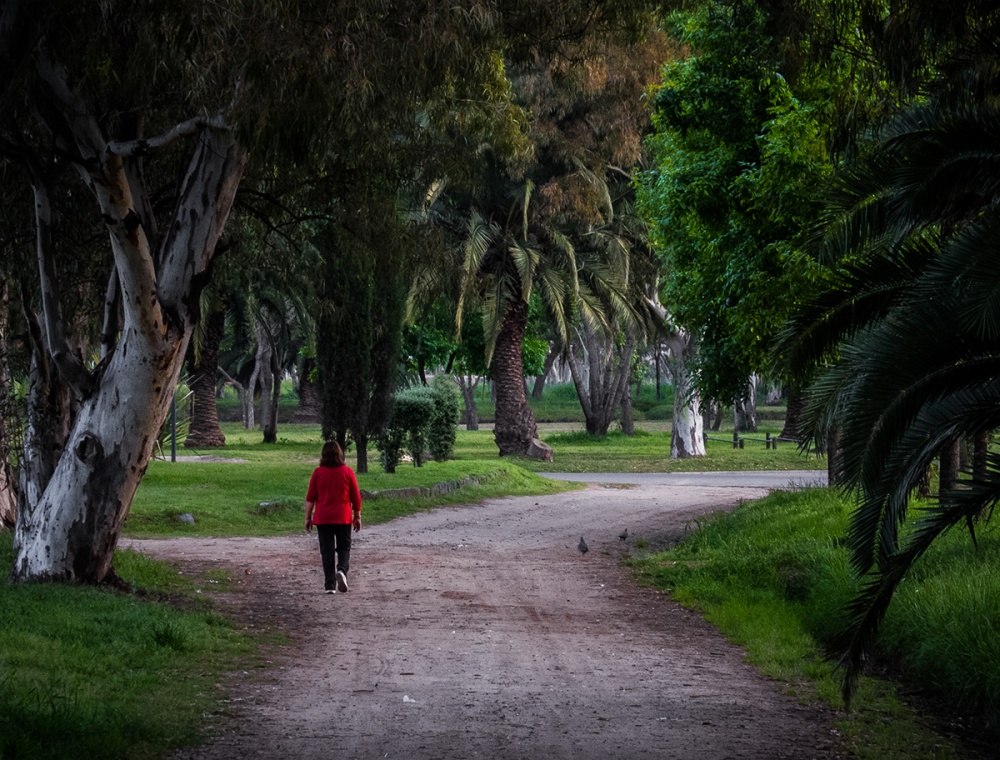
[428,375,460,462]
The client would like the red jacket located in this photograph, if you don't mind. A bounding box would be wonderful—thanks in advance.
[306,465,362,524]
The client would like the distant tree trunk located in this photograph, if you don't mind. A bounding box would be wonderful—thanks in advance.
[780,386,806,441]
[654,340,662,400]
[492,298,538,456]
[644,297,705,458]
[664,329,705,458]
[219,367,250,428]
[828,426,847,487]
[264,352,281,443]
[565,319,634,437]
[620,364,635,436]
[733,376,758,433]
[355,430,369,474]
[185,307,226,448]
[456,375,480,430]
[974,429,990,482]
[254,319,278,443]
[531,344,558,399]
[293,356,322,423]
[939,439,961,493]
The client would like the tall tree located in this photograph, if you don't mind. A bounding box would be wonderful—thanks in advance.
[317,193,406,474]
[637,0,831,408]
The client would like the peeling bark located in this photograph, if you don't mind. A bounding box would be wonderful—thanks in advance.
[664,329,705,459]
[11,100,248,582]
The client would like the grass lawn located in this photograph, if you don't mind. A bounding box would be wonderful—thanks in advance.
[631,487,998,760]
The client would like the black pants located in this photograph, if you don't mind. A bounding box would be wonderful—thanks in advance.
[316,523,352,590]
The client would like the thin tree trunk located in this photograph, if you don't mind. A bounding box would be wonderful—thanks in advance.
[254,319,277,443]
[456,375,480,430]
[492,299,538,456]
[620,363,635,436]
[0,286,16,529]
[218,366,249,428]
[262,349,281,443]
[654,341,661,400]
[531,344,558,400]
[733,376,758,433]
[565,319,634,437]
[184,307,226,448]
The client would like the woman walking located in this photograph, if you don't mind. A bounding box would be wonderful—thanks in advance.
[305,441,362,593]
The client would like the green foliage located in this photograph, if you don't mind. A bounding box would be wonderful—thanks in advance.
[389,387,436,467]
[637,1,831,402]
[775,0,1000,703]
[428,374,461,462]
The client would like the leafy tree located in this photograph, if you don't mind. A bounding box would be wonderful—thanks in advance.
[316,190,407,474]
[637,1,831,408]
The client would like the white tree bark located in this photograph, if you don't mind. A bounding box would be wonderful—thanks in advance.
[11,60,248,582]
[644,297,705,458]
[564,315,634,436]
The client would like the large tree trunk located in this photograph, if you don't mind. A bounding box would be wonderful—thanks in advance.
[664,329,706,458]
[184,306,226,448]
[492,299,538,456]
[12,107,247,583]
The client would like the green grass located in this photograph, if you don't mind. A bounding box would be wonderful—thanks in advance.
[133,423,578,537]
[0,534,261,760]
[629,487,998,759]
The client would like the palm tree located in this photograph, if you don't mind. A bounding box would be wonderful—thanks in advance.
[779,53,1000,701]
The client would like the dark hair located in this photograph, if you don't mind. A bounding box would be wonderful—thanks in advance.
[320,441,345,468]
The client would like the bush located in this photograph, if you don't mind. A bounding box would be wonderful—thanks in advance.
[389,386,435,467]
[428,375,461,462]
[643,403,673,421]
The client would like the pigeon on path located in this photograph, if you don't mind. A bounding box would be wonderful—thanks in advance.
[578,536,589,554]
[618,528,628,541]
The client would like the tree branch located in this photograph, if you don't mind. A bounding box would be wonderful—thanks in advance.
[107,116,226,157]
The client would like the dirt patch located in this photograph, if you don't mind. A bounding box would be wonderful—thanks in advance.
[128,484,847,760]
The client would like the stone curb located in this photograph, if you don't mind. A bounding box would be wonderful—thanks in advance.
[360,474,492,501]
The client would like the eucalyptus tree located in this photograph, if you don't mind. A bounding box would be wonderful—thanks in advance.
[777,0,1000,703]
[0,0,579,584]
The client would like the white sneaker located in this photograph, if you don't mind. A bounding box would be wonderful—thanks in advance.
[336,571,349,593]
[325,588,336,594]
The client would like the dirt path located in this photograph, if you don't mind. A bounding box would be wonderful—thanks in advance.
[129,483,845,760]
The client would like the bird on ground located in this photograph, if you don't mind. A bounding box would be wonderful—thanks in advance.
[619,528,628,542]
[578,536,589,554]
